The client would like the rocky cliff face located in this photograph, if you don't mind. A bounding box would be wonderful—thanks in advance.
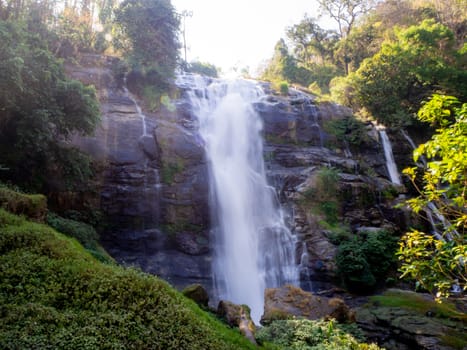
[66,54,407,294]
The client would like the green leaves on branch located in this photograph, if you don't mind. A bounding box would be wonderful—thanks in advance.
[399,94,467,299]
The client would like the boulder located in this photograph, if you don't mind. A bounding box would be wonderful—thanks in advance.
[182,283,209,308]
[217,300,257,344]
[356,290,466,350]
[261,284,355,325]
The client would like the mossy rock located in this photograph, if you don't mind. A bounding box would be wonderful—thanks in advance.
[357,289,467,350]
[182,283,209,308]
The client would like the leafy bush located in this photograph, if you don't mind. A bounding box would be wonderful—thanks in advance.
[187,61,219,77]
[46,212,112,263]
[0,185,47,222]
[324,116,370,147]
[279,81,289,95]
[336,230,398,292]
[256,319,382,350]
[301,167,340,225]
[0,209,258,349]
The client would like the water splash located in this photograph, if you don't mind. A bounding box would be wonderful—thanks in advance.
[179,75,298,323]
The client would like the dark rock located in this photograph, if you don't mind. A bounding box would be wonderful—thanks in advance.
[182,283,209,307]
[139,134,161,162]
[175,230,209,255]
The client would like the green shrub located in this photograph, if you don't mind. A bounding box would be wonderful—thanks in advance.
[46,212,112,263]
[256,319,382,350]
[323,116,369,148]
[301,167,340,225]
[47,212,98,248]
[279,81,289,95]
[0,185,47,222]
[0,208,258,349]
[336,230,398,292]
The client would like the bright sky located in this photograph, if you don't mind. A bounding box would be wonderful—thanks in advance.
[171,0,334,76]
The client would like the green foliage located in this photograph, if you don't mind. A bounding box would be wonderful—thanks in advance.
[256,319,382,350]
[324,116,369,148]
[336,230,398,292]
[399,95,466,299]
[368,289,465,321]
[187,61,219,78]
[0,185,47,221]
[46,212,112,264]
[278,81,289,95]
[0,208,258,349]
[354,20,466,126]
[161,160,185,184]
[0,21,100,191]
[113,0,179,81]
[286,15,339,66]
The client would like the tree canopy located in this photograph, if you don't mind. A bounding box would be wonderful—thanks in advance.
[0,21,100,191]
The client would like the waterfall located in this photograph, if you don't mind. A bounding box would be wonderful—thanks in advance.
[123,79,148,136]
[179,74,298,323]
[379,130,402,185]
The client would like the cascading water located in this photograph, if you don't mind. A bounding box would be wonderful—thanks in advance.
[379,129,402,185]
[179,74,298,323]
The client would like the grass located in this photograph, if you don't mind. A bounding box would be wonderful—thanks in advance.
[0,208,259,349]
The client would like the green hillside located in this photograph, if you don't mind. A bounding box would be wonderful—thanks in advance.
[0,207,257,350]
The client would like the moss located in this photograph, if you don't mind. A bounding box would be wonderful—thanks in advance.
[369,289,466,321]
[0,185,47,222]
[161,159,185,184]
[441,330,467,350]
[0,208,258,349]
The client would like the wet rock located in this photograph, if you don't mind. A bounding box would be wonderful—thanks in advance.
[139,134,161,162]
[175,230,209,255]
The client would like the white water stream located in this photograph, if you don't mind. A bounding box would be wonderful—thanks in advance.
[379,130,402,185]
[179,75,298,323]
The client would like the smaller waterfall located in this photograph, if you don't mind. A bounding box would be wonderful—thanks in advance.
[123,78,161,227]
[123,77,148,136]
[379,130,402,185]
[400,130,458,239]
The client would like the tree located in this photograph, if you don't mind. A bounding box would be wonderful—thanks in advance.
[317,0,377,74]
[286,15,339,65]
[354,20,466,126]
[399,94,466,299]
[187,61,218,78]
[0,21,100,191]
[260,39,306,85]
[113,0,180,81]
[317,0,375,39]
